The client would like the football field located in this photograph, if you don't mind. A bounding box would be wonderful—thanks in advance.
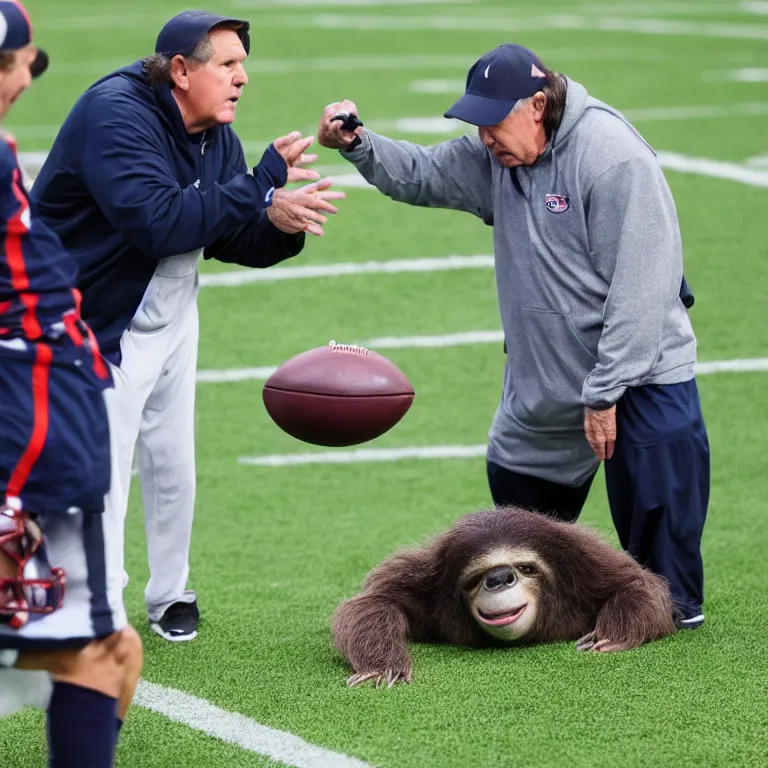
[2,0,768,766]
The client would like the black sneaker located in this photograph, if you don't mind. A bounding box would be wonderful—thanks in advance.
[150,600,199,642]
[676,613,705,630]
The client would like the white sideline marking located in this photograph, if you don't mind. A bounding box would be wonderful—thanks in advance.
[134,680,373,768]
[239,445,489,466]
[655,151,768,188]
[274,13,768,39]
[410,79,465,94]
[362,330,503,348]
[696,358,768,374]
[625,102,768,121]
[586,1,752,14]
[746,155,768,168]
[283,148,768,193]
[196,331,505,383]
[197,366,278,383]
[378,103,768,136]
[324,173,374,188]
[743,1,768,14]
[199,255,494,287]
[237,359,768,467]
[41,54,480,78]
[725,68,768,82]
[237,0,477,5]
[195,317,768,383]
[34,47,677,80]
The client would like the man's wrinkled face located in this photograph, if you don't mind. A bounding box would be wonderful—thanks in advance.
[0,46,37,123]
[477,93,547,168]
[185,28,248,129]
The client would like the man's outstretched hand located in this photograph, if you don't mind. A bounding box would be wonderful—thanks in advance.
[318,100,364,150]
[272,131,321,183]
[267,178,346,237]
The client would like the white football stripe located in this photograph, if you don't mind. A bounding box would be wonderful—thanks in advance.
[134,680,373,768]
[270,13,768,39]
[199,255,494,287]
[724,68,768,82]
[236,0,477,6]
[195,319,768,384]
[655,151,768,188]
[238,445,489,466]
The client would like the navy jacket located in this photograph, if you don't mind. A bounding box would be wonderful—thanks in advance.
[31,61,305,355]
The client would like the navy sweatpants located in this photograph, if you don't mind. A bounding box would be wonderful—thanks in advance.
[487,378,710,620]
[605,378,710,620]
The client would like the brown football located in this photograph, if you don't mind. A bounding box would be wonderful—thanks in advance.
[262,341,415,447]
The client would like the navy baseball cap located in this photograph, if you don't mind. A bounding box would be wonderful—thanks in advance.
[0,1,49,79]
[444,44,549,127]
[155,10,251,58]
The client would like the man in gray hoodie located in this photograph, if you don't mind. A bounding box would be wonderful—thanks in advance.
[318,43,710,630]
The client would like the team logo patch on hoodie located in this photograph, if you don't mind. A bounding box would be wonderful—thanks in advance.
[545,194,569,213]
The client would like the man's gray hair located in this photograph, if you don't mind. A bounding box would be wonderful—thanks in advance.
[509,67,567,139]
[142,21,241,87]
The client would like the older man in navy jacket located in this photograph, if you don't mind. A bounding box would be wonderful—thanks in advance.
[32,11,344,642]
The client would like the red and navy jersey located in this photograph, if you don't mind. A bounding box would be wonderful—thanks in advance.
[0,134,109,384]
[0,134,81,339]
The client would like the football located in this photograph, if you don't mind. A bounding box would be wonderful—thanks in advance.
[262,341,415,447]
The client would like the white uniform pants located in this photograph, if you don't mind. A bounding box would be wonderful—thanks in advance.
[103,255,200,622]
[0,669,52,718]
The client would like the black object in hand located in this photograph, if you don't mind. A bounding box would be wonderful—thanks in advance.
[331,112,363,151]
[331,112,364,132]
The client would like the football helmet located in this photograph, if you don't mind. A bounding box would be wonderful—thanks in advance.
[0,505,66,629]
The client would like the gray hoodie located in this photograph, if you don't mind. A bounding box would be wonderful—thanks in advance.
[341,77,697,485]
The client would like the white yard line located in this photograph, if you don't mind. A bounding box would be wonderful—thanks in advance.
[195,320,768,384]
[237,0,478,6]
[696,358,768,374]
[196,331,505,383]
[722,68,768,81]
[625,102,768,121]
[655,151,768,187]
[320,152,768,192]
[379,103,768,136]
[43,48,667,79]
[409,79,465,94]
[742,1,768,14]
[585,1,761,15]
[199,255,494,287]
[238,445,489,466]
[134,680,374,768]
[270,13,768,39]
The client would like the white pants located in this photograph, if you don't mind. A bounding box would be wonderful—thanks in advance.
[103,253,200,622]
[0,669,52,718]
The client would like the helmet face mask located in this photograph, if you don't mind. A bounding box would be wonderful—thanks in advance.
[0,507,66,629]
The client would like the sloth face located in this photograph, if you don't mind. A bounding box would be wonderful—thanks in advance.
[460,548,547,642]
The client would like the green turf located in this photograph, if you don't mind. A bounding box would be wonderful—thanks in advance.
[2,1,768,766]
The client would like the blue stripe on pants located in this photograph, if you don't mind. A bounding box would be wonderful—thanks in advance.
[83,511,114,638]
[604,378,710,618]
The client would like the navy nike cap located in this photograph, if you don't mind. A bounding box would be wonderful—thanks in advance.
[155,10,250,58]
[0,0,49,79]
[444,44,549,127]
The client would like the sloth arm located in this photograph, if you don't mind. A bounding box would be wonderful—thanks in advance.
[579,573,677,651]
[331,548,440,685]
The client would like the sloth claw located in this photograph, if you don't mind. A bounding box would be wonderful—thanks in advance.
[591,639,631,653]
[346,667,411,689]
[576,631,632,653]
[346,672,379,687]
[577,631,597,651]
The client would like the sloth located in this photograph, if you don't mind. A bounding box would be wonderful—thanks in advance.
[331,506,677,688]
